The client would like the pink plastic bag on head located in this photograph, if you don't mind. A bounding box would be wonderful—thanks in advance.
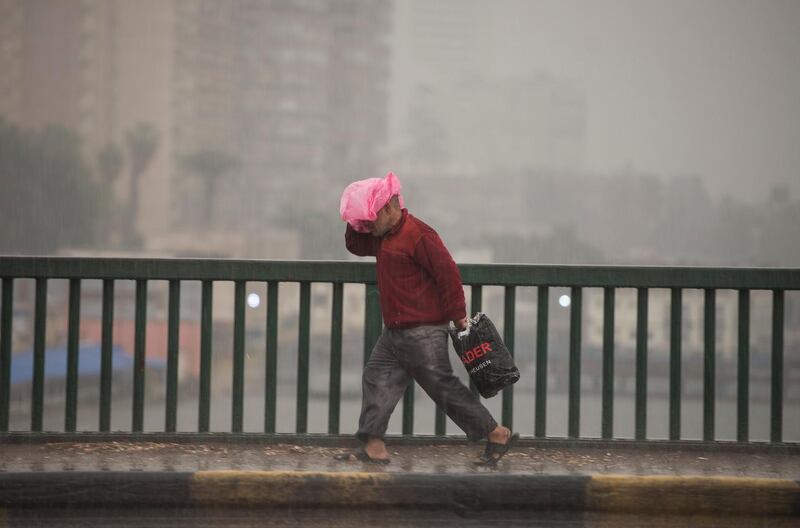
[339,171,404,232]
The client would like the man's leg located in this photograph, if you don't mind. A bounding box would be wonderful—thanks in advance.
[356,330,410,459]
[398,325,500,441]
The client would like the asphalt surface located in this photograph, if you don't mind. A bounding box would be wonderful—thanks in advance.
[1,438,798,526]
[2,440,798,478]
[3,507,798,528]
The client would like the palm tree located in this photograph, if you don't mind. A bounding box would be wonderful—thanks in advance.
[181,149,239,227]
[124,123,159,236]
[96,143,125,246]
[97,143,124,187]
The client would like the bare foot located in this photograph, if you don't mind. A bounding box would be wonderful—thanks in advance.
[477,426,517,466]
[487,425,511,445]
[365,437,390,461]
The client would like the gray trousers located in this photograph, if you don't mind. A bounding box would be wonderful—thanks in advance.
[356,324,497,442]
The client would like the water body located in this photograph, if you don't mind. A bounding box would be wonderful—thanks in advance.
[8,384,799,443]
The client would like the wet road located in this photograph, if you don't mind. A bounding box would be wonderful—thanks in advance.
[2,439,796,526]
[3,507,795,528]
[2,440,798,478]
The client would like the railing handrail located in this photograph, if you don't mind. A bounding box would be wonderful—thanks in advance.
[1,255,798,443]
[1,256,799,289]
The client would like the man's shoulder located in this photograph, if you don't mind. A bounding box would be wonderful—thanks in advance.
[406,213,440,239]
[382,213,431,254]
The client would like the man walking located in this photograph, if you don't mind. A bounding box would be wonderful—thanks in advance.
[335,172,515,465]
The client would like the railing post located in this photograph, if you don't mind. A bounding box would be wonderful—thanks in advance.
[635,287,648,441]
[669,288,682,441]
[328,282,343,435]
[265,281,279,434]
[232,280,245,433]
[469,285,483,397]
[31,278,47,432]
[502,286,516,430]
[434,393,446,436]
[99,279,114,432]
[402,381,415,435]
[132,279,147,432]
[165,280,180,433]
[771,289,784,443]
[198,280,213,433]
[601,287,615,440]
[296,282,311,434]
[0,278,12,432]
[737,289,750,443]
[703,289,716,441]
[535,286,548,438]
[363,283,381,364]
[65,278,81,432]
[568,286,581,438]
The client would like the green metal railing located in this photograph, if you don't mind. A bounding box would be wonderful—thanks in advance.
[0,257,798,444]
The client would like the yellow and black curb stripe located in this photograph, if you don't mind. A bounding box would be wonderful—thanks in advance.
[0,471,797,516]
[586,475,800,516]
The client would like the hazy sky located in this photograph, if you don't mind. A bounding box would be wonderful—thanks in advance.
[496,0,800,199]
[398,0,800,201]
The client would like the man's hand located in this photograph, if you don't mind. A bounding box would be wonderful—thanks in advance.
[454,317,468,331]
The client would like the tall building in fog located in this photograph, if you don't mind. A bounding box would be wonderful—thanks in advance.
[224,0,391,230]
[389,0,585,174]
[0,0,391,252]
[0,0,177,242]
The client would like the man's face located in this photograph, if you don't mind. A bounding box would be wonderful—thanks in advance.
[364,204,393,237]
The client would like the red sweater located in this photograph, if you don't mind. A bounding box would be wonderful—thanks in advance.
[345,210,467,328]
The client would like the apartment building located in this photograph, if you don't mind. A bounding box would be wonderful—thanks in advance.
[0,0,391,253]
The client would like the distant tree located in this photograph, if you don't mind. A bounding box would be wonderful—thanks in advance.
[710,196,761,265]
[97,143,124,187]
[648,176,715,263]
[0,119,107,254]
[488,223,606,265]
[95,143,125,246]
[274,202,347,260]
[767,183,791,207]
[181,149,239,227]
[124,123,159,243]
[759,185,800,265]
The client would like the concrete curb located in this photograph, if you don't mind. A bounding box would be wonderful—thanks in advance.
[0,471,798,516]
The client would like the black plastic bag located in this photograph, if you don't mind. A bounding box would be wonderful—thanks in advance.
[449,313,520,398]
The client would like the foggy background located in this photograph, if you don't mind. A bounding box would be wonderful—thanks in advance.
[1,0,799,264]
[1,0,798,440]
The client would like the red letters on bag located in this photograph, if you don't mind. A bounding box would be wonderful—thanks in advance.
[461,342,493,365]
[450,313,520,398]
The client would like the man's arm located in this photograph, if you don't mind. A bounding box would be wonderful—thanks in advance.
[414,232,467,324]
[345,223,379,256]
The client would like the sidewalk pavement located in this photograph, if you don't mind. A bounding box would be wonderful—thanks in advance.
[0,434,798,517]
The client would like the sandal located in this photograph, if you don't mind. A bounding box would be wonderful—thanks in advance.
[333,447,390,464]
[475,432,518,466]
